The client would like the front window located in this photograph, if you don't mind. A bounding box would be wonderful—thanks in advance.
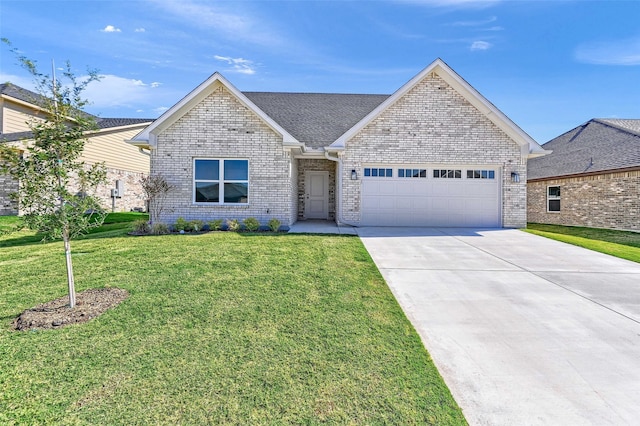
[194,159,248,204]
[547,186,561,212]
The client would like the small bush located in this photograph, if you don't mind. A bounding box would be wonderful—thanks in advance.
[268,218,281,232]
[226,219,240,232]
[190,220,205,232]
[243,217,260,232]
[151,222,170,235]
[208,219,223,231]
[174,217,188,232]
[133,219,151,234]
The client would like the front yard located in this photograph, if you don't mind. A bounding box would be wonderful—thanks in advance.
[526,223,640,263]
[0,216,465,425]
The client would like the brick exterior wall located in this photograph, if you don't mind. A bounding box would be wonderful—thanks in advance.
[297,159,336,220]
[341,74,527,227]
[152,85,295,227]
[0,173,19,215]
[527,170,640,231]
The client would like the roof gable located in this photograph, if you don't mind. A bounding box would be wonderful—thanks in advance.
[528,119,640,180]
[130,73,299,147]
[329,58,547,158]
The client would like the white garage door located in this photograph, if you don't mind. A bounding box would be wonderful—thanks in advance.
[361,166,501,227]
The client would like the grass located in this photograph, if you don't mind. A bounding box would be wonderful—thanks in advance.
[0,221,465,424]
[0,212,148,247]
[526,223,640,263]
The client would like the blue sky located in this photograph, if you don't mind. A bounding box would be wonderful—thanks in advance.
[1,0,639,143]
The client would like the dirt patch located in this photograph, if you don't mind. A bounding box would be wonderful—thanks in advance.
[13,288,129,331]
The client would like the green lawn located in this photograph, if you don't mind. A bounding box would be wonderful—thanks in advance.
[526,223,640,263]
[0,217,465,425]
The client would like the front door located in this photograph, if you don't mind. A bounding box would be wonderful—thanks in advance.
[305,171,329,219]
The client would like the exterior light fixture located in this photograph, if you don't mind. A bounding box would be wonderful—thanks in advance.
[511,172,520,183]
[351,169,358,180]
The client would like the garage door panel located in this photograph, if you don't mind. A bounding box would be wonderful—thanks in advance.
[361,167,500,227]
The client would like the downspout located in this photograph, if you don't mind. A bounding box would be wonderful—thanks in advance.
[324,150,360,227]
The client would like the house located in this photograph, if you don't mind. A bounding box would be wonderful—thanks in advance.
[129,58,548,228]
[0,83,153,215]
[528,119,640,231]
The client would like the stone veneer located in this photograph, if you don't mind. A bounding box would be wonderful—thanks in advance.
[341,74,527,228]
[527,170,640,231]
[0,167,147,215]
[152,85,295,227]
[0,173,19,215]
[297,159,336,220]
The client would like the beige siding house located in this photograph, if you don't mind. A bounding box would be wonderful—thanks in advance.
[0,83,153,215]
[528,119,640,231]
[130,59,548,228]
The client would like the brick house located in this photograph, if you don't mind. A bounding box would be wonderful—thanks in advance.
[0,83,153,215]
[129,59,548,228]
[528,119,640,231]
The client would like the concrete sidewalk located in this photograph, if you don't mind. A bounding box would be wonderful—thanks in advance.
[358,227,640,425]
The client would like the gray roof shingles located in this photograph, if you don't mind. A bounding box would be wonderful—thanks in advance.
[244,92,389,148]
[528,119,640,180]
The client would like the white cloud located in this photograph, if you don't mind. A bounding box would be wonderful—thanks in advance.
[135,28,146,33]
[153,106,169,115]
[83,74,162,108]
[214,55,257,75]
[0,73,37,91]
[101,25,121,33]
[396,0,500,8]
[575,36,640,65]
[470,40,492,51]
[451,16,497,27]
[151,82,161,88]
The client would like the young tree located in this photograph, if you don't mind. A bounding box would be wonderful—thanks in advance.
[0,40,106,308]
[139,174,174,225]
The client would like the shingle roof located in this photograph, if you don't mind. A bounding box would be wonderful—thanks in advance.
[1,83,153,143]
[528,119,640,180]
[244,92,389,148]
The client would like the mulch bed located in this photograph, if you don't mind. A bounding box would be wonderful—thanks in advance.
[13,288,129,331]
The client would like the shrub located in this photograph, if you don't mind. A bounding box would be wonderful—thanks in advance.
[174,217,188,232]
[133,219,151,234]
[189,219,205,232]
[268,218,281,232]
[151,222,170,235]
[226,219,240,232]
[243,217,260,232]
[208,219,223,231]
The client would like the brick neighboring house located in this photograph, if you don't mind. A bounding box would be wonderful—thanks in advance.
[0,83,153,215]
[129,58,548,228]
[528,119,640,231]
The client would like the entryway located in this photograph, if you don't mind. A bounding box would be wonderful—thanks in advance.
[304,171,329,219]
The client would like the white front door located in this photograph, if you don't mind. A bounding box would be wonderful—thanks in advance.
[305,171,329,219]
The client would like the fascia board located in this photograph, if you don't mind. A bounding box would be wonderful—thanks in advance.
[131,72,300,146]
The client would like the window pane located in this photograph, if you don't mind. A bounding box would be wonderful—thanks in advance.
[195,160,219,180]
[454,170,461,179]
[195,182,219,202]
[419,169,427,178]
[224,160,248,180]
[548,199,561,211]
[488,171,495,179]
[433,170,440,178]
[398,169,405,178]
[371,168,378,177]
[548,186,561,197]
[386,168,393,177]
[467,170,473,179]
[481,170,488,179]
[224,182,248,203]
[364,168,371,177]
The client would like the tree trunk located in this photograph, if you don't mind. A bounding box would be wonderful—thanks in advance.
[63,232,76,308]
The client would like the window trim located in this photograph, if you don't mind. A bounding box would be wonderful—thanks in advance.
[547,185,561,213]
[193,158,249,205]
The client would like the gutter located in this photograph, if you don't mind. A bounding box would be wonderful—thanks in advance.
[324,150,360,227]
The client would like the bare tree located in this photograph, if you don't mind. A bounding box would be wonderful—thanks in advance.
[140,174,173,225]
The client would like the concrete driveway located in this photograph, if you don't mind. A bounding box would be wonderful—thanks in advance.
[357,227,640,426]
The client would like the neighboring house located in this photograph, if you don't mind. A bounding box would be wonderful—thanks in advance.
[129,58,548,228]
[0,83,153,215]
[528,119,640,231]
